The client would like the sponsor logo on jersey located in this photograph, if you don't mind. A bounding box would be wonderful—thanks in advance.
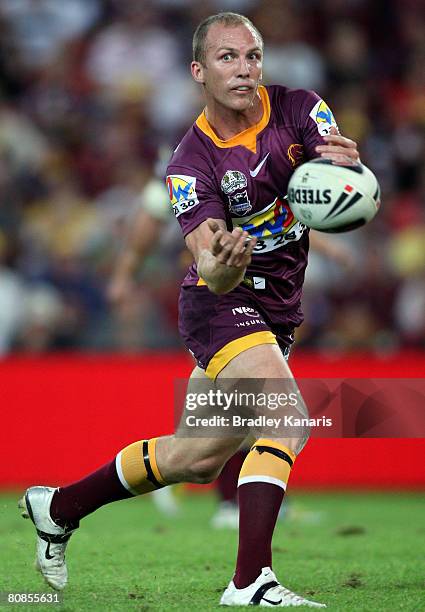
[287,144,304,168]
[234,320,265,328]
[249,152,270,177]
[239,198,296,237]
[228,190,252,216]
[241,276,266,290]
[233,197,306,253]
[309,99,338,136]
[232,305,265,327]
[253,277,266,289]
[231,306,260,317]
[221,170,247,194]
[166,174,199,217]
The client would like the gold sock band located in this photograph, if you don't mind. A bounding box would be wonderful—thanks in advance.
[252,438,297,465]
[116,438,165,495]
[238,438,296,491]
[147,438,165,487]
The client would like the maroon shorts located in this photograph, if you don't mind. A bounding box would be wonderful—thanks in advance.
[178,285,297,379]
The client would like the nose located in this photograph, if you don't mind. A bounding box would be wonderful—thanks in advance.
[236,56,250,77]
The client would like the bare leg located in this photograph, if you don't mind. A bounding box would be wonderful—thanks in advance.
[215,343,308,588]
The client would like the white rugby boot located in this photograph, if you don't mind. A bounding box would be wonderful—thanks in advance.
[220,567,326,607]
[19,486,78,590]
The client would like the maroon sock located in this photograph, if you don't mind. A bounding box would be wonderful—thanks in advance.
[50,459,132,529]
[233,482,284,588]
[216,450,247,504]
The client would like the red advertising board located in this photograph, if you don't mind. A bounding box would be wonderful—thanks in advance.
[1,351,424,488]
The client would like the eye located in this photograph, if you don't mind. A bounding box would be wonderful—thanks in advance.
[249,52,261,61]
[221,53,233,61]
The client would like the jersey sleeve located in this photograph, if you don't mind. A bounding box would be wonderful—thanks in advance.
[166,164,226,238]
[296,90,339,160]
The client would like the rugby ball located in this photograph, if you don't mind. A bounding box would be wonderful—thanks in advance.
[287,158,380,233]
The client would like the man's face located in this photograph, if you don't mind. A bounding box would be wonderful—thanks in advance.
[192,23,263,113]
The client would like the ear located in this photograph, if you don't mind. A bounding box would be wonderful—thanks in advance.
[191,61,205,84]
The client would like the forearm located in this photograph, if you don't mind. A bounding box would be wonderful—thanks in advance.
[197,249,246,294]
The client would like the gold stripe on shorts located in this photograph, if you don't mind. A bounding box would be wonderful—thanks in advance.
[206,331,277,380]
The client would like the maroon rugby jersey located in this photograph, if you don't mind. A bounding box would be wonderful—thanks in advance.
[166,85,338,325]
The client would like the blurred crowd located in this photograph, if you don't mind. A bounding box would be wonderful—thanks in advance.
[0,0,424,355]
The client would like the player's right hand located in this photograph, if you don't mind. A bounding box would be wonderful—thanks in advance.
[207,219,257,268]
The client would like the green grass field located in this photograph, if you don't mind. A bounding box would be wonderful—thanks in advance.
[1,490,424,611]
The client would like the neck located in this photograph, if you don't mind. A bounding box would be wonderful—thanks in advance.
[204,89,263,140]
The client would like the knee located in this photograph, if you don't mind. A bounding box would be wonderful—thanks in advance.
[283,430,310,456]
[293,433,309,455]
[186,456,223,484]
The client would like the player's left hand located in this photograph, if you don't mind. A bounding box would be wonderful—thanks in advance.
[208,220,256,268]
[315,126,360,165]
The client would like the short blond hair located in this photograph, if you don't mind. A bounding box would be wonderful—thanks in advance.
[193,12,263,65]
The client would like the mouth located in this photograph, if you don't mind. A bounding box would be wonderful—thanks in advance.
[230,85,254,95]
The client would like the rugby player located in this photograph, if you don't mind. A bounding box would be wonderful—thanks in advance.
[20,12,359,607]
[108,172,247,527]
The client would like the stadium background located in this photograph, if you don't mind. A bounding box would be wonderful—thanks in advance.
[0,0,424,490]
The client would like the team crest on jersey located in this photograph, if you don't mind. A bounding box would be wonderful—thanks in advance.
[228,190,252,216]
[287,144,304,168]
[221,170,247,195]
[166,174,199,217]
[309,99,338,136]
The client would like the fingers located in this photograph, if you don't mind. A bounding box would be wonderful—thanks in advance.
[215,230,246,266]
[209,219,234,259]
[242,235,257,262]
[230,234,257,268]
[315,133,360,164]
[207,218,221,233]
[210,228,225,257]
[211,228,237,263]
[320,153,360,166]
[323,134,357,149]
[316,137,357,150]
[226,229,249,267]
[315,151,360,163]
[237,234,258,266]
[317,147,359,158]
[315,126,361,164]
[210,225,256,267]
